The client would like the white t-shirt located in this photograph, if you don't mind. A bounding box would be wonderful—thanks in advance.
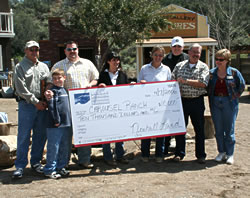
[106,69,119,85]
[138,62,171,82]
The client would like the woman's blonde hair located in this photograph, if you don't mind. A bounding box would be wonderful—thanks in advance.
[216,49,231,66]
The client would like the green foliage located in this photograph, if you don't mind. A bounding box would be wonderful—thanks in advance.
[63,0,170,52]
[120,43,136,70]
[9,0,52,57]
[9,0,249,59]
[160,0,250,49]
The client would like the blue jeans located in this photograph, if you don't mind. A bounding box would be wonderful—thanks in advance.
[141,137,164,158]
[102,142,125,161]
[43,127,70,174]
[175,96,206,159]
[15,101,48,169]
[210,96,238,156]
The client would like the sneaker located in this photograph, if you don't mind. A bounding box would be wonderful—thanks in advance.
[45,171,61,179]
[226,155,234,165]
[141,157,149,163]
[105,160,117,166]
[12,168,23,179]
[197,157,206,164]
[215,152,226,162]
[116,158,129,164]
[155,157,163,163]
[79,162,94,169]
[58,168,70,177]
[172,156,183,162]
[31,163,44,173]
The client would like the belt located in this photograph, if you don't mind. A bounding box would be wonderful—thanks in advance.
[214,93,228,97]
[17,96,42,102]
[182,95,203,99]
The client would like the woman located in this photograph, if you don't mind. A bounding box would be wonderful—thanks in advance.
[98,51,129,166]
[138,46,171,163]
[208,49,245,165]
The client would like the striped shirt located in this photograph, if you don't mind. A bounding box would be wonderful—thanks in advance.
[172,60,209,98]
[50,57,99,90]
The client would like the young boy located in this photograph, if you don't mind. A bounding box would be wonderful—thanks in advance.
[43,69,71,179]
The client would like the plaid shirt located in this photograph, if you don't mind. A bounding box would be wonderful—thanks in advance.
[172,60,209,98]
[50,57,99,90]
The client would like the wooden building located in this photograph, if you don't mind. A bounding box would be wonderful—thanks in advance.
[231,46,250,84]
[0,0,15,72]
[136,4,218,75]
[39,17,108,70]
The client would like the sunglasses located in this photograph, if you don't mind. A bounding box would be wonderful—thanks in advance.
[29,48,39,52]
[153,53,164,57]
[66,48,77,52]
[215,58,225,62]
[172,45,182,48]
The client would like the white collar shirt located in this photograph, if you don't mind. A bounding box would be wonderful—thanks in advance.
[138,62,171,82]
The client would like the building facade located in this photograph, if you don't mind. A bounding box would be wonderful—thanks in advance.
[136,4,218,76]
[0,0,15,72]
[39,17,108,70]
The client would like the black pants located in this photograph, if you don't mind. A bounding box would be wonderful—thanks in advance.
[175,96,206,159]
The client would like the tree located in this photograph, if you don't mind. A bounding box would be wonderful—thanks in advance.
[9,0,56,58]
[62,0,170,67]
[160,0,250,50]
[199,0,250,50]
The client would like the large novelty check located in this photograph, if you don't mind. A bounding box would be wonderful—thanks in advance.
[69,81,186,147]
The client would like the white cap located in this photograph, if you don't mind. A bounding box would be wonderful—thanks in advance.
[171,36,184,47]
[25,40,40,48]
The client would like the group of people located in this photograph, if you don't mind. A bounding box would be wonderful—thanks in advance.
[12,36,245,179]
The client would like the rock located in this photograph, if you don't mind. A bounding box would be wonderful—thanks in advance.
[0,135,17,167]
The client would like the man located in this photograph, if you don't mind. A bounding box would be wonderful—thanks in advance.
[172,43,209,164]
[47,41,99,168]
[162,36,189,72]
[13,41,50,178]
[162,36,189,155]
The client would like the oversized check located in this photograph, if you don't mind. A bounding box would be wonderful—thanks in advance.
[69,81,186,147]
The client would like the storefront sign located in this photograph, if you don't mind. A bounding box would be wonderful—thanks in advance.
[152,13,197,38]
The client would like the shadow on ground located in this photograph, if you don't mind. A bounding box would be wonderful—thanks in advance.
[0,151,220,185]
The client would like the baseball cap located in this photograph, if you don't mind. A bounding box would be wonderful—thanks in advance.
[25,40,40,48]
[171,36,184,47]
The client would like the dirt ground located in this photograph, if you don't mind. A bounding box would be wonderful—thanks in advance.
[0,92,250,198]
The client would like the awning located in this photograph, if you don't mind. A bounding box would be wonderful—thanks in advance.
[136,37,218,47]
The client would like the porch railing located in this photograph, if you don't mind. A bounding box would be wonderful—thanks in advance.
[0,9,15,38]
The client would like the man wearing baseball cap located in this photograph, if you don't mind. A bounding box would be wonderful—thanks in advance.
[12,40,50,178]
[162,36,189,72]
[162,36,189,155]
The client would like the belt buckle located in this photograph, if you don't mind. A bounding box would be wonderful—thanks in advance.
[218,93,223,97]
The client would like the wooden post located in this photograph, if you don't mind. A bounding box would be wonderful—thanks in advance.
[204,115,215,139]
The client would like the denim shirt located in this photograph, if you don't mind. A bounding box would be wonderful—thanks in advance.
[208,66,245,108]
